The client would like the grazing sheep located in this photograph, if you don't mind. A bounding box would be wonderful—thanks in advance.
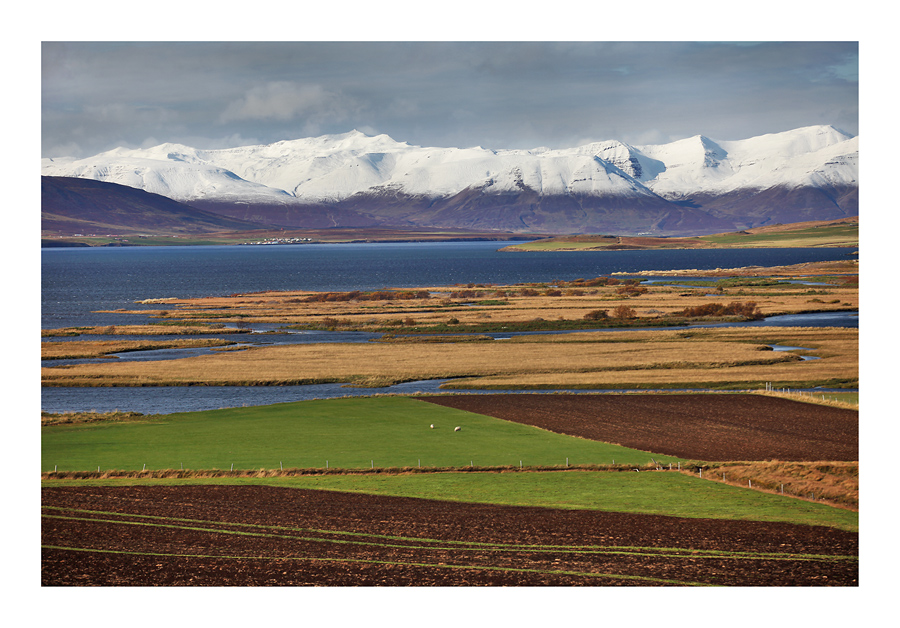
[454,426,461,432]
[430,424,434,429]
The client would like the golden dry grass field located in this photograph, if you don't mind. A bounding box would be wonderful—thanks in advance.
[42,257,857,391]
[41,338,237,361]
[62,258,856,332]
[41,327,856,389]
[42,323,250,338]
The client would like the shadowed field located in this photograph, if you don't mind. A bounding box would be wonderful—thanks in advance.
[418,393,858,462]
[41,485,858,586]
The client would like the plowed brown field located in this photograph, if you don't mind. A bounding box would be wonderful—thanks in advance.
[42,485,857,586]
[417,394,858,461]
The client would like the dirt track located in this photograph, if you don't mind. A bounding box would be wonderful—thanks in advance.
[417,394,858,461]
[42,485,857,586]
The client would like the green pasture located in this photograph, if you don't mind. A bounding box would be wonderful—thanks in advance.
[823,392,859,405]
[41,472,858,531]
[509,240,615,251]
[42,396,676,473]
[507,222,858,251]
[699,223,858,247]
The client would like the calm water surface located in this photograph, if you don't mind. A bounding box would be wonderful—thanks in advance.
[42,242,857,328]
[41,242,858,413]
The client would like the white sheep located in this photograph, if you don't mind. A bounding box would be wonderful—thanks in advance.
[430,424,434,429]
[454,426,461,432]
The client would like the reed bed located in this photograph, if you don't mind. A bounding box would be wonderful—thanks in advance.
[41,323,251,337]
[684,461,859,511]
[92,274,857,332]
[41,267,857,391]
[41,410,150,426]
[41,338,237,360]
[41,327,858,389]
[756,389,859,409]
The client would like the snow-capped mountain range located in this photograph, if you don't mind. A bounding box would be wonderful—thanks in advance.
[41,125,858,235]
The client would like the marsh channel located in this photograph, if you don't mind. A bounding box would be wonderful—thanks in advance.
[42,241,858,414]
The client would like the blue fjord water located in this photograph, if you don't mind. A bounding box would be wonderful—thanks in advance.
[41,242,858,413]
[42,241,858,328]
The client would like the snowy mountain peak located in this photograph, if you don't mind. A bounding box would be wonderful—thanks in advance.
[41,125,857,213]
[586,140,650,181]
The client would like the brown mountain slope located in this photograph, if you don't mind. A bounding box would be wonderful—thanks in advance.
[41,176,269,236]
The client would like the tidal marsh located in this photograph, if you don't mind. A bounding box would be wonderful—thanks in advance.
[41,326,857,390]
[45,259,856,335]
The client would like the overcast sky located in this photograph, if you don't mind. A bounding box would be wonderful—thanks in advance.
[41,41,858,158]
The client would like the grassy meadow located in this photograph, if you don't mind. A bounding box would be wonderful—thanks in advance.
[699,222,858,248]
[41,395,859,531]
[41,396,675,472]
[40,471,858,532]
[500,217,858,251]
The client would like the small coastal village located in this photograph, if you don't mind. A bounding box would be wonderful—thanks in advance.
[238,236,315,245]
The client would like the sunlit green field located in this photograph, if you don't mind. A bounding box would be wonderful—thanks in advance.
[42,396,675,472]
[699,223,858,247]
[41,472,858,532]
[43,396,860,531]
[503,221,858,251]
[820,392,859,405]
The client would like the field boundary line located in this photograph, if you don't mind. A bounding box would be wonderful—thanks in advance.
[41,464,680,478]
[40,544,714,587]
[42,508,857,563]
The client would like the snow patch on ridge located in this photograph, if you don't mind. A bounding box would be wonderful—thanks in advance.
[41,125,857,205]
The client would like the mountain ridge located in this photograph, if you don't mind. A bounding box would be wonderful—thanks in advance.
[41,176,268,236]
[42,125,858,236]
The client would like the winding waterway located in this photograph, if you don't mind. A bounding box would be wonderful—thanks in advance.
[41,242,858,413]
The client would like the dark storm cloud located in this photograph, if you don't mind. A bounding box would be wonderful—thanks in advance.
[41,41,858,158]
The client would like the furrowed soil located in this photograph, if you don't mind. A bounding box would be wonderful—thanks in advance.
[42,485,857,586]
[417,394,858,462]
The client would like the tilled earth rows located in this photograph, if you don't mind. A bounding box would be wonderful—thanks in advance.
[42,485,857,586]
[417,394,858,461]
